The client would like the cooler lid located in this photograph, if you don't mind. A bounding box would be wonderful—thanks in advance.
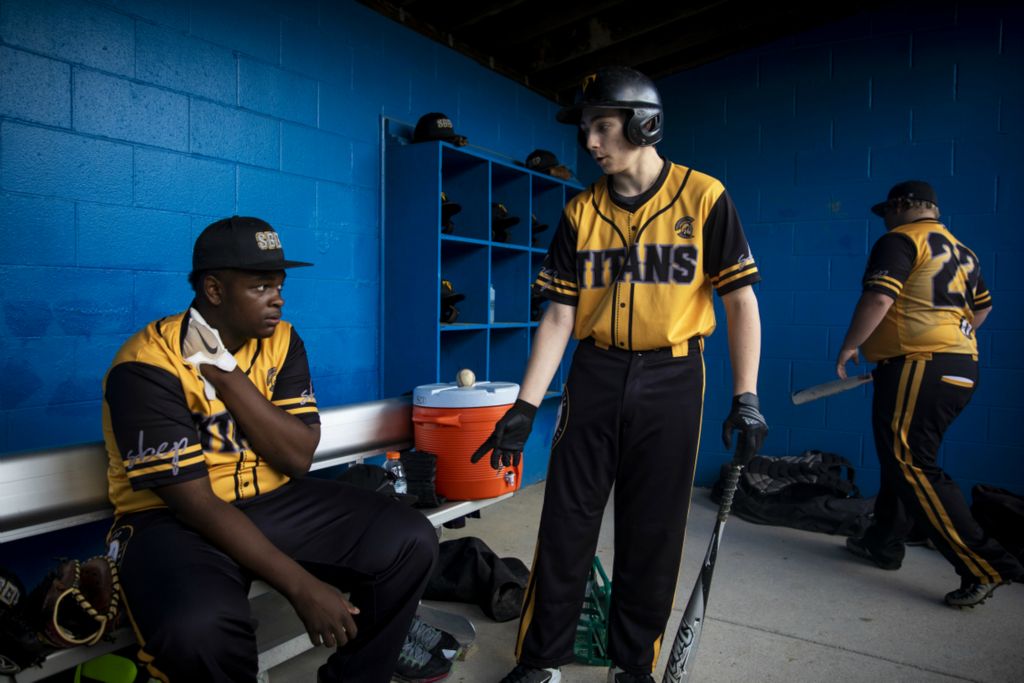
[413,381,519,408]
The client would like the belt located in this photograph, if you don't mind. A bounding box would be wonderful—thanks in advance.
[583,336,703,358]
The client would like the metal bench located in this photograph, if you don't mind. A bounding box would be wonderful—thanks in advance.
[1,397,511,682]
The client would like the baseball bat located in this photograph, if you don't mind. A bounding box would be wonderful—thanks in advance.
[661,461,743,683]
[790,373,872,405]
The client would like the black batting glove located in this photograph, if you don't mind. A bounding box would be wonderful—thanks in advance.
[470,399,538,470]
[722,392,768,465]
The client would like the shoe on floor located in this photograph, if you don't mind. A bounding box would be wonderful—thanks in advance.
[608,666,655,682]
[392,634,452,682]
[408,614,461,660]
[845,536,902,570]
[944,580,1006,608]
[499,663,561,683]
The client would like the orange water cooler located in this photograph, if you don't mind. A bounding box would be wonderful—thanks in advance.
[412,380,521,500]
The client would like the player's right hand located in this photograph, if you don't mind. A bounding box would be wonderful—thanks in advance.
[469,399,538,470]
[289,576,360,649]
[183,307,238,373]
[836,346,859,379]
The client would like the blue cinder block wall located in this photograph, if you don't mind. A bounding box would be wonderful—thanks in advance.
[0,0,577,457]
[654,4,1023,497]
[0,0,575,582]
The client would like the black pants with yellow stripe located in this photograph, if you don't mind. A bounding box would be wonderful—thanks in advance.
[864,353,1023,583]
[516,338,704,675]
[109,477,438,683]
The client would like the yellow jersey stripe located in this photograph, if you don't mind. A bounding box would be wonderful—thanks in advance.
[538,281,578,297]
[717,266,759,288]
[287,406,319,415]
[710,262,757,284]
[865,279,902,297]
[125,453,206,478]
[536,271,578,291]
[273,397,317,407]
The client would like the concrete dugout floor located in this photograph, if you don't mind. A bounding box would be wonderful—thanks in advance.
[274,481,1023,682]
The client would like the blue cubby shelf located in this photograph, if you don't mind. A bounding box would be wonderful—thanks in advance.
[382,119,583,398]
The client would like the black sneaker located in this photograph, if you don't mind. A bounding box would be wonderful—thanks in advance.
[845,536,902,570]
[608,667,655,682]
[499,664,562,683]
[944,580,1005,608]
[392,634,452,682]
[408,614,461,660]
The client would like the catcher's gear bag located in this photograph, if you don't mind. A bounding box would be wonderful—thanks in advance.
[0,566,49,674]
[26,556,121,649]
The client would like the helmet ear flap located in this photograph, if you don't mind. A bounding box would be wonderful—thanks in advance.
[626,109,663,146]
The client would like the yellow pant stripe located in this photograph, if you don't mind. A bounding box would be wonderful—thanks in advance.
[892,361,999,582]
[514,543,540,660]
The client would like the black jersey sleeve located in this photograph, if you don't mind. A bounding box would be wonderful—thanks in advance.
[973,273,992,310]
[862,232,916,299]
[105,362,208,490]
[533,212,579,306]
[270,327,320,425]
[703,190,760,295]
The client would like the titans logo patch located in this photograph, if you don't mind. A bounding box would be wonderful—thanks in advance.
[674,216,695,239]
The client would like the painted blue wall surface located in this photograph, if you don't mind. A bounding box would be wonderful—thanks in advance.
[0,0,578,457]
[654,4,1023,497]
[0,0,576,583]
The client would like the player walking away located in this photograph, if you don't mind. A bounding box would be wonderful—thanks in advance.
[102,217,442,682]
[470,66,768,683]
[836,181,1024,607]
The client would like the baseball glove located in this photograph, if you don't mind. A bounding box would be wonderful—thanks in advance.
[0,566,50,674]
[27,556,121,649]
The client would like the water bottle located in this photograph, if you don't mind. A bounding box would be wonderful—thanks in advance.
[488,284,496,324]
[384,451,408,495]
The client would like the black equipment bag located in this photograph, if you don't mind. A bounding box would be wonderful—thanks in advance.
[712,450,874,537]
[970,484,1024,562]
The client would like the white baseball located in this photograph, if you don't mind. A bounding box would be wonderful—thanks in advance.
[456,368,476,387]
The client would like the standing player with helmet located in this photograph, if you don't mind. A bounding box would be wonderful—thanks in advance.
[837,181,1024,607]
[102,216,441,682]
[470,66,768,683]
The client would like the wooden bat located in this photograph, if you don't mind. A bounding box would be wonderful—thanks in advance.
[661,462,743,683]
[791,374,872,405]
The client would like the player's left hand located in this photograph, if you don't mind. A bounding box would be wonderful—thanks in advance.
[470,399,537,470]
[722,392,768,465]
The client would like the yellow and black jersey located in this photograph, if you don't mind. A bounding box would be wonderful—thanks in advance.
[103,310,319,516]
[534,160,759,353]
[860,219,991,362]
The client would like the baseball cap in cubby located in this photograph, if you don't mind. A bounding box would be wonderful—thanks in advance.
[413,112,468,146]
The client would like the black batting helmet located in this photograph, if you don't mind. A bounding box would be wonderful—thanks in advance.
[557,66,663,147]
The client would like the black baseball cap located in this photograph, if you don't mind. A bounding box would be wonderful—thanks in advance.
[413,112,468,146]
[870,180,939,216]
[193,216,313,271]
[524,149,559,172]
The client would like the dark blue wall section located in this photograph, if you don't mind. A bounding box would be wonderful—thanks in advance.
[0,0,579,456]
[654,4,1024,497]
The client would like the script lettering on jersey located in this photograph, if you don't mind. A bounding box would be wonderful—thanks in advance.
[124,431,190,475]
[577,244,699,289]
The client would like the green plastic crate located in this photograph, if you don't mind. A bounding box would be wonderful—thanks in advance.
[574,556,612,665]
